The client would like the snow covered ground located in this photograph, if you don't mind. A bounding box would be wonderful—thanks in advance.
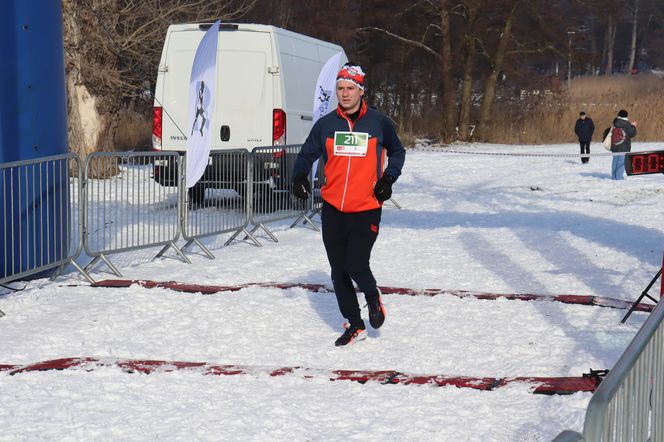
[1,142,663,441]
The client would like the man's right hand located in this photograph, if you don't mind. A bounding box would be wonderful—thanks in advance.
[293,173,311,200]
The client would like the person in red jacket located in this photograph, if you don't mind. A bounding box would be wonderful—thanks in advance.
[292,63,406,346]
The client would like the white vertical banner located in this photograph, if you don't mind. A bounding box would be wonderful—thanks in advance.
[313,51,342,123]
[311,51,342,179]
[186,20,220,188]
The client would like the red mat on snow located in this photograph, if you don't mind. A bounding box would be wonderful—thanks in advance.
[0,357,603,395]
[92,279,654,312]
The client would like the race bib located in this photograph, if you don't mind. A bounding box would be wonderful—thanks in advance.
[333,131,369,157]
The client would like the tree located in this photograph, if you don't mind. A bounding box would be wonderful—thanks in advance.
[439,0,457,139]
[476,0,518,140]
[63,0,256,156]
[628,0,641,72]
[457,1,481,141]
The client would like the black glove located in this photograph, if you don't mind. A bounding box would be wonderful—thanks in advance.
[374,174,395,202]
[293,172,311,200]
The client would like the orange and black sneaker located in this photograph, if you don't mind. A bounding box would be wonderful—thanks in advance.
[367,288,386,329]
[334,322,367,347]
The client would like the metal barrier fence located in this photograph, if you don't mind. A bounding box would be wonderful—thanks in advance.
[247,145,308,243]
[83,151,186,276]
[182,149,253,256]
[1,145,404,286]
[552,431,584,442]
[0,144,359,286]
[290,157,324,231]
[0,154,88,286]
[554,299,664,441]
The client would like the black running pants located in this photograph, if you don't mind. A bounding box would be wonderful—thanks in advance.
[321,201,381,327]
[579,141,590,163]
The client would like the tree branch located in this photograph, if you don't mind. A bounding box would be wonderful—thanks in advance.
[356,27,441,58]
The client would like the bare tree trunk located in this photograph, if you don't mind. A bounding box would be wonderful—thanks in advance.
[476,0,518,141]
[628,0,640,73]
[600,20,608,74]
[605,15,616,75]
[440,0,456,140]
[398,50,409,133]
[590,17,598,75]
[458,4,480,141]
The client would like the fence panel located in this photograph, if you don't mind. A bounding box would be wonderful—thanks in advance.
[582,299,664,441]
[554,298,664,441]
[83,151,185,276]
[0,154,85,285]
[310,157,325,216]
[248,145,307,242]
[181,149,251,255]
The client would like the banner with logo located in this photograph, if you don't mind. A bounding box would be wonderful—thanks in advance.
[313,51,342,123]
[186,20,219,188]
[311,51,342,179]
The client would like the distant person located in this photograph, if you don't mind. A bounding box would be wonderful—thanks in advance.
[609,109,637,180]
[574,111,594,164]
[292,62,406,346]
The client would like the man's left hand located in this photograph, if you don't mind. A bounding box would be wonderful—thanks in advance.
[374,174,395,202]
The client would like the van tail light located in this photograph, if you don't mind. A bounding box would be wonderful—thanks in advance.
[152,107,163,150]
[273,108,286,145]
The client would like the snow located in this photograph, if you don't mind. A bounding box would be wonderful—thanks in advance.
[1,142,663,441]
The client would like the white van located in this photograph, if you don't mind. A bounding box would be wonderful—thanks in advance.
[151,23,347,193]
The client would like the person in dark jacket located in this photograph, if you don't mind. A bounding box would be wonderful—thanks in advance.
[574,111,594,164]
[610,109,637,180]
[291,63,406,346]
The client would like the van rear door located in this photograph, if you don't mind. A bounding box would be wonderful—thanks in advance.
[160,26,274,151]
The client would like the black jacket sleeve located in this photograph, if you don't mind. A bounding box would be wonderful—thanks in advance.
[292,119,324,179]
[624,123,637,138]
[381,116,406,180]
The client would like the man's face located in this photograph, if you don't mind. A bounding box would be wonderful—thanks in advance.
[581,115,586,119]
[336,81,364,113]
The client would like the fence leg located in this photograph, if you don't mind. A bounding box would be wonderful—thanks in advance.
[99,254,123,277]
[181,238,215,260]
[290,212,320,231]
[84,254,123,278]
[69,261,96,284]
[154,242,192,264]
[289,213,307,229]
[246,223,278,243]
[48,263,68,282]
[226,226,261,247]
[49,261,96,284]
[621,268,662,324]
[306,207,321,223]
[83,256,101,273]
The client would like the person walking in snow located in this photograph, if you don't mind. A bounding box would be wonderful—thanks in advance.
[609,109,637,180]
[291,62,406,346]
[574,111,594,164]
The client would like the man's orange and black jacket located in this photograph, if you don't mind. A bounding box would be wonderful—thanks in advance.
[293,101,406,213]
